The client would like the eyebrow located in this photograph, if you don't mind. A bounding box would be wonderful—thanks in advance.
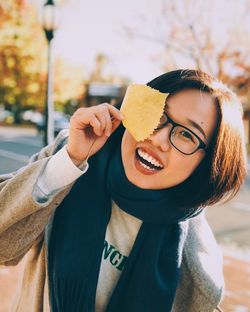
[164,102,207,139]
[186,118,206,139]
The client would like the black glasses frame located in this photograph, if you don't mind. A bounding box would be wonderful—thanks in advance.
[155,112,207,155]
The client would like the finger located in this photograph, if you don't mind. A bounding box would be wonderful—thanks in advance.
[71,108,95,129]
[106,104,124,121]
[89,115,102,136]
[103,109,113,136]
[94,105,109,134]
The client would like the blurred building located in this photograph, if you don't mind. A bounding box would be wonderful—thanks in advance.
[83,83,127,107]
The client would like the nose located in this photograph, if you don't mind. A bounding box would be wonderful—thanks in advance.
[148,125,172,152]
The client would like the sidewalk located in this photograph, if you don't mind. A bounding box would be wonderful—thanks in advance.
[221,253,250,311]
[0,125,37,137]
[0,253,249,312]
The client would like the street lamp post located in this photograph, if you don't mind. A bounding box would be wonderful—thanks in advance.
[42,0,58,146]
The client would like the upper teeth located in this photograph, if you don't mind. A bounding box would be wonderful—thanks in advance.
[138,148,163,168]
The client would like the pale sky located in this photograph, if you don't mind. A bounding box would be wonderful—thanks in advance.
[31,0,163,83]
[30,0,250,83]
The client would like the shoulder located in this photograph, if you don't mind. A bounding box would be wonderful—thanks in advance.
[173,211,224,311]
[184,211,224,288]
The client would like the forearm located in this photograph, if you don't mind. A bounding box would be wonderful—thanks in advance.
[34,145,88,203]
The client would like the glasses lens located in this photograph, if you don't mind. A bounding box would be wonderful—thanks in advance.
[171,126,199,154]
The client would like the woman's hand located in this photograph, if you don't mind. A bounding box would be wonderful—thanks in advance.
[66,103,124,166]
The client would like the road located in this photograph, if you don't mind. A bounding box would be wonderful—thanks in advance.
[0,126,250,312]
[0,126,43,173]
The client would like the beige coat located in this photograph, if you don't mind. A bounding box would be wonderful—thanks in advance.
[0,130,224,312]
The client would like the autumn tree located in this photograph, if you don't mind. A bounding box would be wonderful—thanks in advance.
[53,57,86,114]
[0,0,86,123]
[0,0,47,123]
[123,0,250,147]
[123,0,250,89]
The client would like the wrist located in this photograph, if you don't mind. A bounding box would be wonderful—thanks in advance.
[66,146,86,167]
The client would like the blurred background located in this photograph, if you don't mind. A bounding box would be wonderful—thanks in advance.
[0,0,250,311]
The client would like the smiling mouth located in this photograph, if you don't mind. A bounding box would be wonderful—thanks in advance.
[135,148,164,172]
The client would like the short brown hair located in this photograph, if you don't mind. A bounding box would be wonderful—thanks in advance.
[147,69,247,209]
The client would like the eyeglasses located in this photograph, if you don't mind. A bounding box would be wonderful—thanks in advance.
[155,112,207,155]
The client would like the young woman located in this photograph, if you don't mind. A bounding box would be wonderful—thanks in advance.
[0,69,247,312]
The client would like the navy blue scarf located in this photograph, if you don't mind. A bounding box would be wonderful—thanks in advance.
[48,126,199,312]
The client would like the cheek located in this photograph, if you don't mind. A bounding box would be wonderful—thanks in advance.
[170,152,204,180]
[121,132,136,167]
[122,131,137,151]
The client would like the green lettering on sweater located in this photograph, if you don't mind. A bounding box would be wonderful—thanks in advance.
[110,250,122,266]
[103,240,115,260]
[103,240,128,271]
[116,255,128,271]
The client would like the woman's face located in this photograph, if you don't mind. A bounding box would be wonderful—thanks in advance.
[121,89,218,189]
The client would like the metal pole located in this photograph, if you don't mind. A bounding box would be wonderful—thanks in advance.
[43,30,55,146]
[46,40,54,145]
[43,0,58,146]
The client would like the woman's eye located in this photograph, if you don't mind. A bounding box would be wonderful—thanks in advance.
[179,130,195,142]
